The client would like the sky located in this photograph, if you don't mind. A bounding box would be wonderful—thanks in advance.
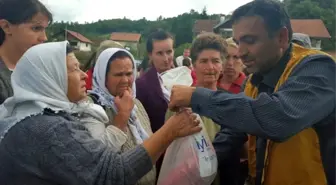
[40,0,253,23]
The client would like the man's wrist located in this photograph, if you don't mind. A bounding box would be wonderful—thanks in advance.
[189,87,196,105]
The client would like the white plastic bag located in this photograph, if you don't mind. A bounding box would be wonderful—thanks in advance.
[158,65,218,185]
[160,66,193,92]
[157,115,218,185]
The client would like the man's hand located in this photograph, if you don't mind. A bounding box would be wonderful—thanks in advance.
[168,85,196,112]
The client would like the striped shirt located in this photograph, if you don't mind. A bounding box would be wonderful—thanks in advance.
[191,47,335,185]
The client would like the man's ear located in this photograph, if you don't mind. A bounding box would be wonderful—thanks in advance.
[0,19,13,35]
[278,26,289,49]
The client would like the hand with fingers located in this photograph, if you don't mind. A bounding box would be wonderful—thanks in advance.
[168,85,196,112]
[164,109,201,138]
[113,89,134,131]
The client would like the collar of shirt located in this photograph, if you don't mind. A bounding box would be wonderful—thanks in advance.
[232,72,246,86]
[227,72,247,94]
[0,58,12,72]
[251,44,293,88]
[157,72,170,102]
[217,72,246,94]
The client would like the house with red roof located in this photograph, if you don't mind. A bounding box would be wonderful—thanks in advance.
[110,32,141,54]
[290,19,331,50]
[52,29,93,52]
[212,19,331,50]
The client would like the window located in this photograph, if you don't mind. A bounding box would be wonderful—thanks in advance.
[69,41,77,47]
[220,29,233,39]
[311,38,321,50]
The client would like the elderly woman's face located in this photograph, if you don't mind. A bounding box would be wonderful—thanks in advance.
[194,49,223,86]
[106,57,134,97]
[66,53,88,102]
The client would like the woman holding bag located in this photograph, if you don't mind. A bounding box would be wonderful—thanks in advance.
[160,33,227,185]
[0,41,201,185]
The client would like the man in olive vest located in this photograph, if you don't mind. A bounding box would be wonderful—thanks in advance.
[167,1,335,185]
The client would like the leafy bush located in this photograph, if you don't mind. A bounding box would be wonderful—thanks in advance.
[174,43,192,57]
[74,50,94,65]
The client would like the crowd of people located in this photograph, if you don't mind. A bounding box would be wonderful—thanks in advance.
[0,0,334,185]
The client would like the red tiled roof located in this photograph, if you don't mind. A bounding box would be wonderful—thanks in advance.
[110,32,141,42]
[214,19,331,39]
[193,20,219,33]
[66,30,93,43]
[291,19,331,38]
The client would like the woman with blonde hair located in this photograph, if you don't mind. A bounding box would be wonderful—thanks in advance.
[217,37,248,185]
[218,37,246,94]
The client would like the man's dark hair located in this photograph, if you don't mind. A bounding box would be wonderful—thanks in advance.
[0,0,53,46]
[230,0,292,42]
[139,55,150,71]
[146,29,174,53]
[182,57,192,67]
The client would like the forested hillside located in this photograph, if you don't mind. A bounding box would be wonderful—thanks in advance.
[46,1,335,60]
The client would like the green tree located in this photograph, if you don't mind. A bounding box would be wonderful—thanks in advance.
[175,43,192,57]
[47,9,221,58]
[284,0,335,50]
[200,6,209,19]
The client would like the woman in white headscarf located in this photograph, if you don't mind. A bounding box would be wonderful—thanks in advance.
[0,41,201,185]
[87,48,156,185]
[82,40,124,90]
[292,33,312,48]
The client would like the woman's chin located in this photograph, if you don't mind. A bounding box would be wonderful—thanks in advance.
[68,94,88,103]
[117,87,132,95]
[203,77,217,83]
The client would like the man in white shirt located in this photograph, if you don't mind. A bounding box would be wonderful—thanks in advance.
[175,48,191,67]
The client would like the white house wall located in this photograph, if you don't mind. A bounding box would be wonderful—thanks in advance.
[77,42,91,52]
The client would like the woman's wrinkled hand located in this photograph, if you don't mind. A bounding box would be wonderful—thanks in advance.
[165,109,201,138]
[113,89,134,131]
[114,88,134,114]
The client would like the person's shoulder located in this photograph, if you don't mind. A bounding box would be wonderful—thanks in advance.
[134,98,146,111]
[136,75,149,91]
[136,74,146,85]
[296,52,336,71]
[16,110,83,137]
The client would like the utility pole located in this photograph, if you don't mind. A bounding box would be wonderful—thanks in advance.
[65,25,67,40]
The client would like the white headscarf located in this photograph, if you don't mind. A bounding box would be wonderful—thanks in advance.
[89,48,149,144]
[292,33,312,48]
[0,41,108,142]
